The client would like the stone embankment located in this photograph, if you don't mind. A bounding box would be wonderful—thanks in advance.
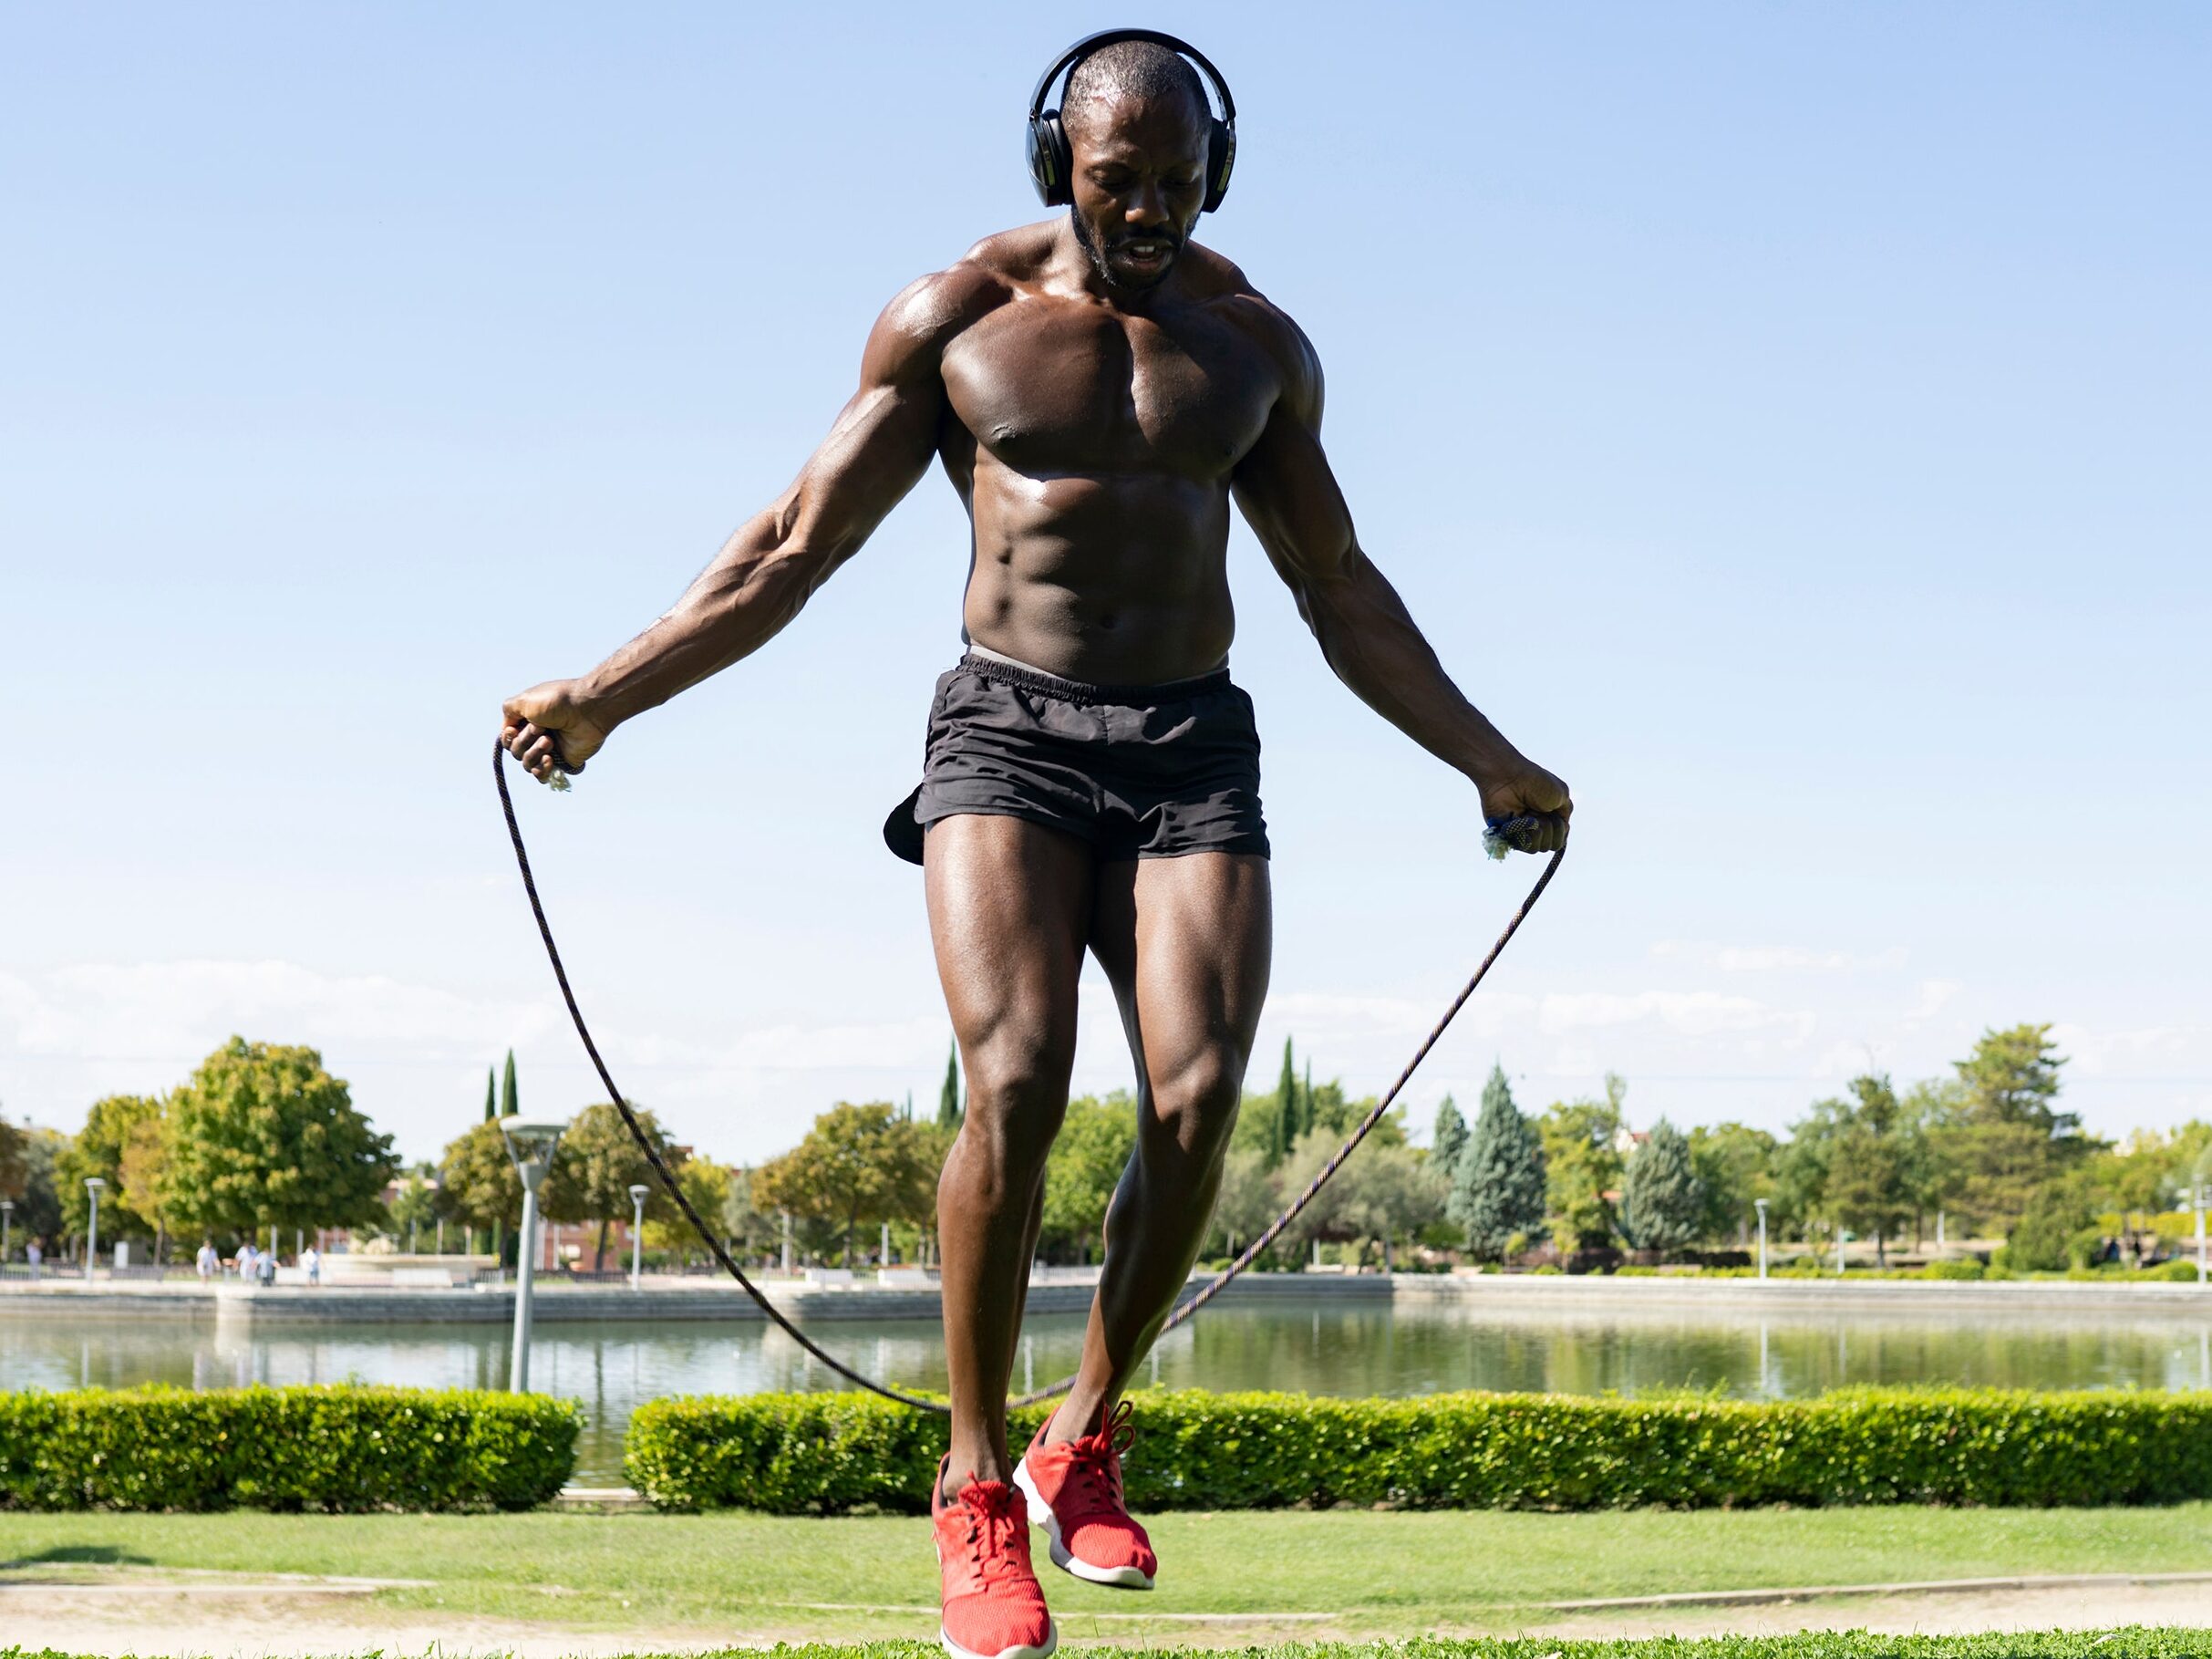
[0,1269,2202,1325]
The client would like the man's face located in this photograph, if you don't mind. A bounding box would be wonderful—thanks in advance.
[1065,91,1208,293]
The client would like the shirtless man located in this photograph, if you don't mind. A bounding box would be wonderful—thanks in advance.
[501,31,1569,1659]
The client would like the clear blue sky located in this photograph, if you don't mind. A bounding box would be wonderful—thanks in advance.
[5,3,2207,1166]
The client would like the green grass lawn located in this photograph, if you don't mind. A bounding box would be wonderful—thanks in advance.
[3,1506,2209,1643]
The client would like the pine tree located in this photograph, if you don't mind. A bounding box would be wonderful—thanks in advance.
[1618,1117,1704,1254]
[937,1041,963,1128]
[1450,1063,1546,1260]
[1432,1095,1468,1184]
[482,1067,496,1124]
[1269,1037,1298,1165]
[501,1050,518,1119]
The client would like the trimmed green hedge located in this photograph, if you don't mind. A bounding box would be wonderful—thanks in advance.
[626,1385,2212,1514]
[0,1385,579,1511]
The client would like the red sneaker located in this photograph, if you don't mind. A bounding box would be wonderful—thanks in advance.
[1013,1401,1157,1590]
[932,1457,1057,1659]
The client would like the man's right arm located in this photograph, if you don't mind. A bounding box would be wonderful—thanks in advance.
[500,270,978,783]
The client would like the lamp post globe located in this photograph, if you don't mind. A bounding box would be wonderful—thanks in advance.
[627,1183,650,1291]
[499,1118,567,1392]
[83,1177,107,1283]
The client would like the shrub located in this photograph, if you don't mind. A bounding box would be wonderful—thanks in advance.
[0,1385,578,1511]
[626,1385,2212,1514]
[2153,1256,2203,1282]
[1923,1258,1984,1281]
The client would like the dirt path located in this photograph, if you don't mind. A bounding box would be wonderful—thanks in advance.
[7,1574,2210,1655]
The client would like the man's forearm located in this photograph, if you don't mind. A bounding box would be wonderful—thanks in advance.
[1298,552,1524,786]
[576,514,831,727]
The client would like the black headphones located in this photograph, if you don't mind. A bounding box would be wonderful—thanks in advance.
[1026,28,1237,214]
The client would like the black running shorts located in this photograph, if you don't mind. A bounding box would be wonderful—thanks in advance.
[883,654,1271,866]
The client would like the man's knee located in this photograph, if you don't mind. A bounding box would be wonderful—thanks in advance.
[952,1030,1071,1180]
[1145,1045,1247,1162]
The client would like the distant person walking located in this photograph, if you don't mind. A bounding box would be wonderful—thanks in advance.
[25,1239,41,1281]
[196,1239,219,1281]
[234,1241,256,1282]
[301,1244,321,1286]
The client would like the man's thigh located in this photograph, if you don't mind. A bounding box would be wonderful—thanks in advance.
[924,814,1094,1079]
[1090,853,1272,1107]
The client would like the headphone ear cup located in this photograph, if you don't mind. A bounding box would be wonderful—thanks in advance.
[1203,119,1235,213]
[1028,110,1074,207]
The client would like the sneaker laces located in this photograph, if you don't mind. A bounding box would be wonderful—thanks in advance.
[1059,1400,1135,1522]
[956,1480,1032,1587]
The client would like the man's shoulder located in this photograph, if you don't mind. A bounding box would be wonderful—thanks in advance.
[1183,250,1322,405]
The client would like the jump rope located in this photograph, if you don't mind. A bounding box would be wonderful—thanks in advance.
[495,741,1566,1414]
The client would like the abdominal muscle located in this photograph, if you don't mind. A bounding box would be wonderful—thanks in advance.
[959,460,1238,685]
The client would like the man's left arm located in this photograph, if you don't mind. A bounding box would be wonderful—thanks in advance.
[1229,308,1571,845]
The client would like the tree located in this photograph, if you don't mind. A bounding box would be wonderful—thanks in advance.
[645,1156,763,1265]
[751,1101,936,1266]
[439,1121,522,1242]
[1451,1064,1546,1260]
[1204,1146,1278,1260]
[1042,1094,1136,1263]
[937,1041,963,1128]
[1538,1078,1626,1254]
[1818,1074,1917,1266]
[1334,1135,1445,1270]
[1935,1024,2089,1233]
[501,1050,519,1120]
[1689,1122,1777,1246]
[541,1103,684,1271]
[0,1117,26,1206]
[1269,1038,1300,1166]
[387,1164,442,1252]
[159,1039,398,1240]
[1618,1117,1703,1255]
[2004,1179,2097,1272]
[58,1094,165,1242]
[16,1128,67,1250]
[483,1067,497,1125]
[1431,1096,1468,1187]
[117,1110,183,1262]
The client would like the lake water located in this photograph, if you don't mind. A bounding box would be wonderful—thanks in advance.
[7,1298,2208,1483]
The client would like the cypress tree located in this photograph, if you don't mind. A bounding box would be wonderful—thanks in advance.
[483,1066,496,1124]
[1618,1117,1704,1254]
[501,1050,518,1119]
[937,1040,963,1127]
[1432,1095,1468,1184]
[1450,1063,1546,1260]
[1271,1037,1298,1164]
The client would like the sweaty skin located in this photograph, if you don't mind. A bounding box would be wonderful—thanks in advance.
[502,84,1570,1495]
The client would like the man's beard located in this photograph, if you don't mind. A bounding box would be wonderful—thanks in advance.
[1071,208,1180,291]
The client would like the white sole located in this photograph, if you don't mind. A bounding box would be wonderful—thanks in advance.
[1012,1457,1156,1590]
[939,1623,1057,1659]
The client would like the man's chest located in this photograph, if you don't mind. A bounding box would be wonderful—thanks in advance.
[941,300,1279,480]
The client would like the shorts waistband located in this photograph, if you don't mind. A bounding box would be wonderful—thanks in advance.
[955,652,1233,708]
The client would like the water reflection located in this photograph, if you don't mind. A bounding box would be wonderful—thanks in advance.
[4,1300,2206,1484]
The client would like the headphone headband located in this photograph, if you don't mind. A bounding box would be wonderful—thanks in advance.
[1024,28,1238,214]
[1028,27,1236,128]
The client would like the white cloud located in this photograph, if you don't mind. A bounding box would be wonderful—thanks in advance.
[1649,940,1909,973]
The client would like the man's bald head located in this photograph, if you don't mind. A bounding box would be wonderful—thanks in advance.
[1061,39,1208,140]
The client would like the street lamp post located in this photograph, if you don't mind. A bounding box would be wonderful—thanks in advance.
[83,1177,107,1283]
[1754,1198,1769,1281]
[500,1119,567,1392]
[628,1183,649,1291]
